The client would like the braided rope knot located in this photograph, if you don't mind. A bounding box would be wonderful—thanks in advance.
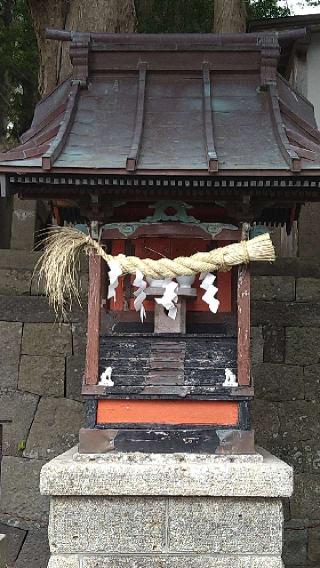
[38,226,275,316]
[88,234,269,278]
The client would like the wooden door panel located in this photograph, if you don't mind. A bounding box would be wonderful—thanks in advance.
[109,237,233,314]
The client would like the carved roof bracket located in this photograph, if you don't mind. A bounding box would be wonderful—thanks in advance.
[202,62,219,174]
[70,31,91,88]
[258,33,280,86]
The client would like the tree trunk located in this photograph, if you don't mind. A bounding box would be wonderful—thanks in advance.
[27,0,137,97]
[213,0,246,33]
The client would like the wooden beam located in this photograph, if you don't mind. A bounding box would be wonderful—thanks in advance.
[101,224,240,243]
[84,252,103,385]
[237,224,251,386]
[42,83,80,171]
[268,85,301,172]
[202,63,219,174]
[126,62,147,172]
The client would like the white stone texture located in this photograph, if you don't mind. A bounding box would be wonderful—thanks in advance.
[48,555,284,568]
[168,498,282,554]
[42,447,292,567]
[48,496,282,556]
[48,556,79,568]
[40,447,293,497]
[49,496,166,554]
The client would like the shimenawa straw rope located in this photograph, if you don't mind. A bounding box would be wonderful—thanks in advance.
[36,226,275,316]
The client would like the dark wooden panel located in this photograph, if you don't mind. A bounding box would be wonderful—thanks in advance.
[98,334,237,393]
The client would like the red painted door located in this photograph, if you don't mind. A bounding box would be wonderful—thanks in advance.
[109,237,232,313]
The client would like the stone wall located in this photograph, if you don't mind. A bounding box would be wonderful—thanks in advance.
[0,249,320,567]
[0,250,87,567]
[252,258,320,568]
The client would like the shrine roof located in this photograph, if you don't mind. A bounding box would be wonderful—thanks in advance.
[1,29,320,179]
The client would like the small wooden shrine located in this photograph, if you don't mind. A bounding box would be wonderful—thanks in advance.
[1,29,320,454]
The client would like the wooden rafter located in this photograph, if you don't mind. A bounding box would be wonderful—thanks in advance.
[126,62,147,172]
[42,83,80,171]
[202,63,219,174]
[268,84,301,172]
[279,98,320,144]
[285,127,320,156]
[20,101,67,145]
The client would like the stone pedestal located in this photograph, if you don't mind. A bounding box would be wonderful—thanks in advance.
[40,447,293,568]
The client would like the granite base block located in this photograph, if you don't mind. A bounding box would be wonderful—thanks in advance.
[41,447,293,567]
[48,555,284,568]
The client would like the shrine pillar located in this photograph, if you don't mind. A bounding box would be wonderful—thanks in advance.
[40,447,292,567]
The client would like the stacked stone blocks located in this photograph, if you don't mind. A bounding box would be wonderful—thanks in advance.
[0,250,86,567]
[251,258,320,568]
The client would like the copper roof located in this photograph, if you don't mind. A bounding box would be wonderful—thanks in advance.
[1,29,320,177]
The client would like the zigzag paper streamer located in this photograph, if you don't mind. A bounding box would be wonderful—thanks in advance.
[200,272,220,313]
[133,270,147,322]
[107,259,122,302]
[155,280,178,320]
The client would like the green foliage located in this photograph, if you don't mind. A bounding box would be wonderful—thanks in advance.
[17,439,26,451]
[136,0,214,33]
[136,0,291,33]
[247,0,291,20]
[0,0,39,144]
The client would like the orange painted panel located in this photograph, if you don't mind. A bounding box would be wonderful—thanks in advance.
[97,399,239,425]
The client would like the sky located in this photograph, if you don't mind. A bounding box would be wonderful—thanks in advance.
[281,0,320,14]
